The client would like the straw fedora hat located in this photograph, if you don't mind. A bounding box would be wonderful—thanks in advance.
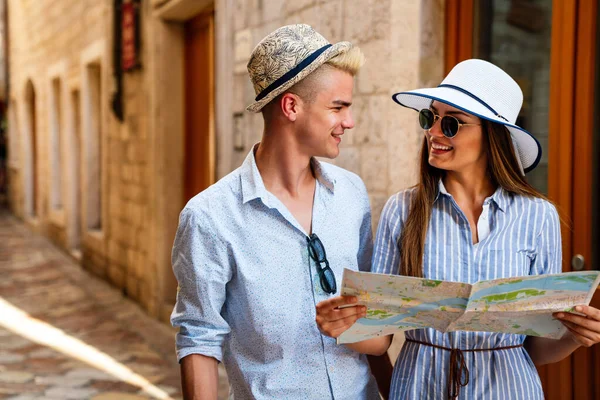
[246,24,351,113]
[392,59,542,173]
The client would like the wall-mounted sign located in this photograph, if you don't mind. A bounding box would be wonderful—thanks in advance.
[121,1,140,71]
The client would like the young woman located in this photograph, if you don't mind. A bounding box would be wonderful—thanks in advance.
[315,59,600,399]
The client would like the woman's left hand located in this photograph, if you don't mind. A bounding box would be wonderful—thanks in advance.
[554,305,600,347]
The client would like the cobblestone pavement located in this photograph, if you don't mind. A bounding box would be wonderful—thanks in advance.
[0,210,229,399]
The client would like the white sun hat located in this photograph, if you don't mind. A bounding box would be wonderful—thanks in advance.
[246,24,352,113]
[392,59,542,174]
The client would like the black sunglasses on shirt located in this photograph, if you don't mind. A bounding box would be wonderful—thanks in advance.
[306,233,337,294]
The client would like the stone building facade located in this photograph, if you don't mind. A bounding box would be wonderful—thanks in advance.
[5,0,445,324]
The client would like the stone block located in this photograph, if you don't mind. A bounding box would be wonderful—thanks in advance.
[369,192,389,230]
[134,227,150,251]
[361,145,388,192]
[333,145,360,176]
[234,29,253,74]
[344,0,390,44]
[284,0,316,15]
[233,0,248,31]
[284,6,318,27]
[122,183,145,204]
[120,165,133,183]
[107,264,126,289]
[387,111,421,194]
[314,0,343,43]
[233,73,249,113]
[137,115,149,140]
[108,239,127,265]
[352,94,388,146]
[247,0,263,27]
[262,0,285,23]
[126,204,145,228]
[138,281,152,312]
[126,141,148,164]
[356,39,392,95]
[126,273,139,301]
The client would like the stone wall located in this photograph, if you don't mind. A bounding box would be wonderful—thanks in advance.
[7,0,157,315]
[229,0,445,227]
[6,0,445,327]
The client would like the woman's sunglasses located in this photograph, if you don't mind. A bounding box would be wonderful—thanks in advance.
[418,109,480,138]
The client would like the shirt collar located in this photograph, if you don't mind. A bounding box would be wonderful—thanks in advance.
[435,179,507,212]
[240,144,336,205]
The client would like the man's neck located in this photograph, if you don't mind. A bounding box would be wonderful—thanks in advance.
[254,133,315,198]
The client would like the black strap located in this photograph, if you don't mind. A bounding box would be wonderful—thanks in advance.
[255,44,332,101]
[438,84,509,122]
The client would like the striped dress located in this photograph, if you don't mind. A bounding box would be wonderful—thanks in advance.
[372,183,561,399]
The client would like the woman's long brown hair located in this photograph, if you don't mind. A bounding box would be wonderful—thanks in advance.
[399,119,549,277]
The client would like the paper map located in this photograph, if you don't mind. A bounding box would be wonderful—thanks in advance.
[337,269,600,344]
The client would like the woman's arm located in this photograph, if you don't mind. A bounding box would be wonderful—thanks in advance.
[525,305,600,365]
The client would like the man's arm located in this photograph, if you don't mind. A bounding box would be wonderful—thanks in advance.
[181,354,219,400]
[367,354,393,400]
[171,208,232,398]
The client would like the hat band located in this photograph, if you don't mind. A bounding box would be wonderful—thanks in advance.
[437,84,508,122]
[255,44,333,102]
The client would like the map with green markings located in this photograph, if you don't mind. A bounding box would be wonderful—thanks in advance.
[337,269,600,344]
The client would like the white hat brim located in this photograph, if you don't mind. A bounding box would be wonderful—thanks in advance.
[246,41,352,113]
[392,88,542,173]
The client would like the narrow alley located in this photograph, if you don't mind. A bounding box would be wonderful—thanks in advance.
[0,210,228,399]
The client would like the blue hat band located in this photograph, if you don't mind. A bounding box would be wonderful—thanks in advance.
[437,84,508,122]
[255,44,332,102]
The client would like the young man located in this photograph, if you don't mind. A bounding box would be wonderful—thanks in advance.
[171,24,381,399]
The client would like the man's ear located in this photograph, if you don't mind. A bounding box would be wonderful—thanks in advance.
[280,92,302,122]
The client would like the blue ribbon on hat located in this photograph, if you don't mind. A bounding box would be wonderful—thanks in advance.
[438,84,509,122]
[255,44,332,102]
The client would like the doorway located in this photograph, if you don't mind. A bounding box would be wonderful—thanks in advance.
[183,9,215,205]
[70,88,82,256]
[24,80,38,218]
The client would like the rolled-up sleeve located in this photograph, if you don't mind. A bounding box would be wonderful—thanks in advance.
[530,202,562,276]
[170,207,232,363]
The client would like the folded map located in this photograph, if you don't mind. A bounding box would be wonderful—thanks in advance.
[337,269,600,344]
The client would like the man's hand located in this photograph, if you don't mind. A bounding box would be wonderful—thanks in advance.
[315,295,366,338]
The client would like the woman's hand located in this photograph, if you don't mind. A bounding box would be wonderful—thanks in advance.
[315,295,366,338]
[554,305,600,347]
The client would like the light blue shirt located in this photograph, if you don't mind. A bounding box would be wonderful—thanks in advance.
[171,147,379,399]
[373,184,561,400]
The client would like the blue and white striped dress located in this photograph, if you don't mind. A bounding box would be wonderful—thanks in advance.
[372,183,562,399]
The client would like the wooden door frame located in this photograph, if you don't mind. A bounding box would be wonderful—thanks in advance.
[445,0,599,398]
[149,0,233,322]
[183,8,215,205]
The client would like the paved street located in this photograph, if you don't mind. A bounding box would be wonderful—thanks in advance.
[0,210,229,399]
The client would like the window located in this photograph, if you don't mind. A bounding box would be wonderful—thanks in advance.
[49,77,64,209]
[84,63,102,231]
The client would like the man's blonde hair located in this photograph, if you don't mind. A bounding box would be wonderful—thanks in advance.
[324,46,365,76]
[261,45,365,120]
